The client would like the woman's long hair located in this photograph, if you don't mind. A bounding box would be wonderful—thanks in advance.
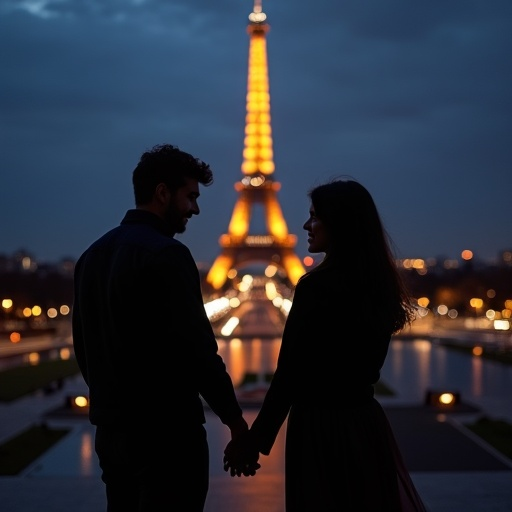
[307,178,416,333]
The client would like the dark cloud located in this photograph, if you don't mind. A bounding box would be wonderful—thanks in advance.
[1,0,511,265]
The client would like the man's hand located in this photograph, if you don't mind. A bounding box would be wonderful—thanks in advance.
[223,431,261,477]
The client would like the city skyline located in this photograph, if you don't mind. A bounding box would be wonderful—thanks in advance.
[2,244,510,270]
[1,1,511,265]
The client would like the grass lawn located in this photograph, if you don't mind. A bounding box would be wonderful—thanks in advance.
[0,358,81,402]
[0,358,79,475]
[0,424,70,475]
[465,416,512,459]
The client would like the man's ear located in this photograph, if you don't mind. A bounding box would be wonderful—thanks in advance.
[154,182,170,205]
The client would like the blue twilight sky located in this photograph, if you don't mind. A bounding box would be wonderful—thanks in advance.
[1,0,511,266]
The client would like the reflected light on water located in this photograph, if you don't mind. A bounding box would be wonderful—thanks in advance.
[270,338,280,371]
[471,355,483,397]
[412,339,431,352]
[381,337,512,421]
[228,338,245,386]
[251,338,262,374]
[385,338,434,400]
[389,339,405,379]
[412,339,431,391]
[217,337,282,387]
[79,429,95,475]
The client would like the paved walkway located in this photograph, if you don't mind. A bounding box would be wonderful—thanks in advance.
[1,374,512,511]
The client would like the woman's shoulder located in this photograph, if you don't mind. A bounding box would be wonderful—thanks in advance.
[296,266,341,292]
[300,264,341,280]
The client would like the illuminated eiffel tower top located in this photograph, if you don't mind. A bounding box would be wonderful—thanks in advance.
[206,1,305,290]
[241,0,274,177]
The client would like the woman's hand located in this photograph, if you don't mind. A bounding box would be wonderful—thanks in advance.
[223,430,261,477]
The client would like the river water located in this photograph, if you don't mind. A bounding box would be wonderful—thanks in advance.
[2,331,511,422]
[217,336,512,423]
[381,337,512,422]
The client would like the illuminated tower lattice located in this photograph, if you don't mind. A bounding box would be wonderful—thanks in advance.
[206,1,305,290]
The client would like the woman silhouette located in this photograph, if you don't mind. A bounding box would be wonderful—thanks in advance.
[225,178,427,511]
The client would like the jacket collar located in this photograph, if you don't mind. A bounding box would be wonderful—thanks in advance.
[120,209,174,238]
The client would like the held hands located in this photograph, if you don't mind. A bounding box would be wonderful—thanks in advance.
[223,430,261,477]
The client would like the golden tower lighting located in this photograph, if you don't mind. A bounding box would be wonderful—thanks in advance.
[206,0,305,290]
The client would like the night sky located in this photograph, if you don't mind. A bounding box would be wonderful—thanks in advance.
[1,0,511,266]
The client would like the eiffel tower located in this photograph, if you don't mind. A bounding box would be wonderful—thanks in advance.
[206,0,305,291]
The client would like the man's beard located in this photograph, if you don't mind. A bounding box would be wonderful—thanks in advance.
[164,203,187,234]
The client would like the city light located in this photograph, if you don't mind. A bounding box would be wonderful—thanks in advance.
[425,390,461,408]
[303,256,314,267]
[10,332,21,343]
[73,395,89,408]
[65,395,90,413]
[417,297,430,308]
[494,319,510,331]
[461,249,474,260]
[2,298,13,310]
[220,317,240,336]
[203,297,230,321]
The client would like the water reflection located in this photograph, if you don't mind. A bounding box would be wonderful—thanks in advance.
[381,337,512,422]
[217,337,281,387]
[79,428,94,475]
[25,424,99,477]
[0,345,72,371]
[218,336,512,423]
[472,356,483,398]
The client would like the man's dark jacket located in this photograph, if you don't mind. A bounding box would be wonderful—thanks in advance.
[72,209,243,428]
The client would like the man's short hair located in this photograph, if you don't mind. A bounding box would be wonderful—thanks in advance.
[133,144,213,205]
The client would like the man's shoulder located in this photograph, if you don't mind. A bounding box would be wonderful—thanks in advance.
[79,223,190,264]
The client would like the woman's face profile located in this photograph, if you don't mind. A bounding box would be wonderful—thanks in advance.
[303,204,330,254]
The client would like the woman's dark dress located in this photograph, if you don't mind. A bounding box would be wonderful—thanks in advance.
[250,267,427,511]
